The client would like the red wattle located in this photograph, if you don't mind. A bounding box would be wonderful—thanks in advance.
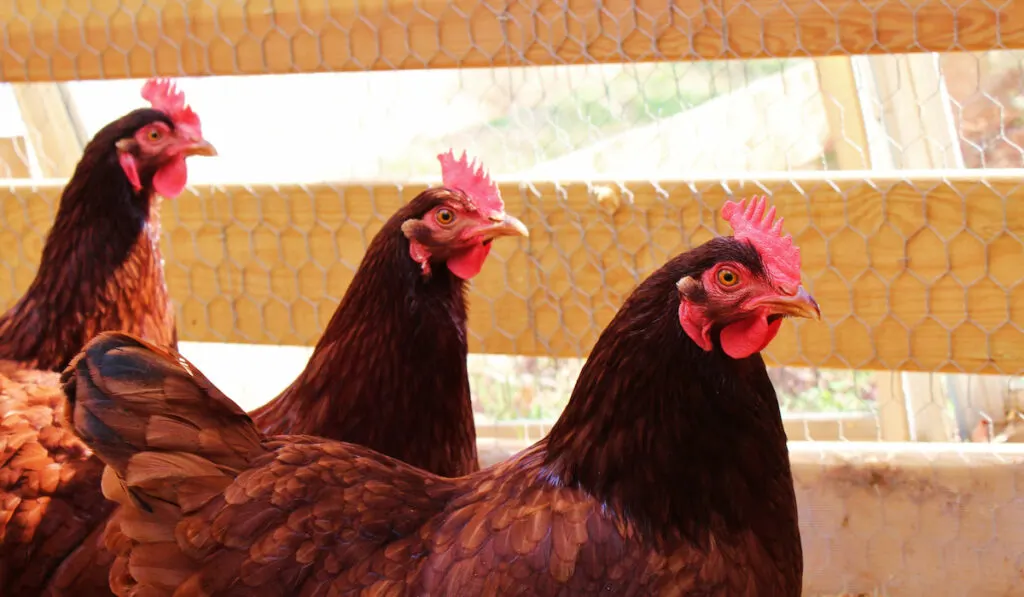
[447,243,492,280]
[118,153,142,191]
[719,313,783,359]
[679,302,713,351]
[153,156,189,198]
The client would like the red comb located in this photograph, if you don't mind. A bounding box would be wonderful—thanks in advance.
[437,149,503,214]
[141,78,202,139]
[721,195,802,289]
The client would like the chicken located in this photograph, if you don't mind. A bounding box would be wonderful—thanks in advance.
[0,78,216,596]
[249,150,528,478]
[65,195,816,596]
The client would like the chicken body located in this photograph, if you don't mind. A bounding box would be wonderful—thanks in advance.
[101,437,791,596]
[0,364,116,595]
[0,114,178,371]
[66,221,815,596]
[250,178,527,479]
[0,91,215,596]
[248,192,478,477]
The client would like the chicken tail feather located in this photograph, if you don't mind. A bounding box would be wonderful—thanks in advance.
[61,331,267,513]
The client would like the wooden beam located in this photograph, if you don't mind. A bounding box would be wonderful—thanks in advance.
[815,56,871,170]
[2,171,1023,373]
[0,138,30,178]
[1,0,1021,82]
[10,84,86,178]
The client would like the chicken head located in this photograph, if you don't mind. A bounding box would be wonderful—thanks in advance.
[115,78,217,199]
[401,150,528,279]
[677,195,820,359]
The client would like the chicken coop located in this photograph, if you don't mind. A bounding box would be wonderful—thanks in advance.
[2,0,1024,595]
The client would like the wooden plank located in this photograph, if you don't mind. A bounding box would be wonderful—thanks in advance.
[0,138,30,178]
[1,0,1021,82]
[873,372,910,441]
[815,56,870,170]
[2,170,1024,373]
[868,54,965,171]
[10,84,86,178]
[794,442,1024,595]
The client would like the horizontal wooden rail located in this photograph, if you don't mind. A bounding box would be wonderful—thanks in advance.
[1,0,1021,82]
[2,170,1024,373]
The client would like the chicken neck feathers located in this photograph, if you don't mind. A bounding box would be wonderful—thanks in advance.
[0,110,177,372]
[544,243,799,554]
[0,109,180,597]
[250,190,478,478]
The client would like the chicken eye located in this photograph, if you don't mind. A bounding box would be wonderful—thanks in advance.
[146,128,162,142]
[435,208,455,226]
[716,268,740,287]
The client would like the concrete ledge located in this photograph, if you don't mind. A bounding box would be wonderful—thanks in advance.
[478,440,1024,596]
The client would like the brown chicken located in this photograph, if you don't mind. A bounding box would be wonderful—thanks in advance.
[0,78,216,596]
[249,150,528,478]
[65,195,817,596]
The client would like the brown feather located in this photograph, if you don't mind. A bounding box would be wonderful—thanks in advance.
[0,367,118,595]
[65,236,806,597]
[248,188,480,479]
[128,541,194,589]
[0,106,196,596]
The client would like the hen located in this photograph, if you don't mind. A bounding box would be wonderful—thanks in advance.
[0,78,216,596]
[64,195,817,596]
[249,150,527,478]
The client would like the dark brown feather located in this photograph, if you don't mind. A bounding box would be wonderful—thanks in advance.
[66,237,802,597]
[249,188,478,479]
[0,109,183,597]
[0,109,178,372]
[0,364,117,596]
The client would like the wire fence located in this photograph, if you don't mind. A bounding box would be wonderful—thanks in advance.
[5,0,1020,80]
[2,3,1024,595]
[5,49,1024,445]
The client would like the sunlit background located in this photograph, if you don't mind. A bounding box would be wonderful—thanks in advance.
[5,53,1024,442]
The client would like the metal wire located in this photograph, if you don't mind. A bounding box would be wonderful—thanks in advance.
[0,5,1023,594]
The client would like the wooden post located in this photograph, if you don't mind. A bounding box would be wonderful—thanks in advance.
[935,53,1012,441]
[860,52,963,442]
[814,56,914,441]
[11,83,86,178]
[815,56,871,170]
[0,137,31,178]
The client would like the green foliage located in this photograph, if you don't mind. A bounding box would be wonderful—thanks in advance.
[771,368,875,413]
[470,356,874,423]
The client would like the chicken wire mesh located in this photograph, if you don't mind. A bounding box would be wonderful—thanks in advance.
[5,50,1024,445]
[4,0,1021,82]
[1,2,1024,595]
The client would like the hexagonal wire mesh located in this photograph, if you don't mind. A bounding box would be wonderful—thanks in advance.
[2,3,1024,594]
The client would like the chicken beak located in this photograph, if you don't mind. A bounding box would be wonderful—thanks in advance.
[760,286,821,321]
[180,139,218,158]
[476,213,530,241]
